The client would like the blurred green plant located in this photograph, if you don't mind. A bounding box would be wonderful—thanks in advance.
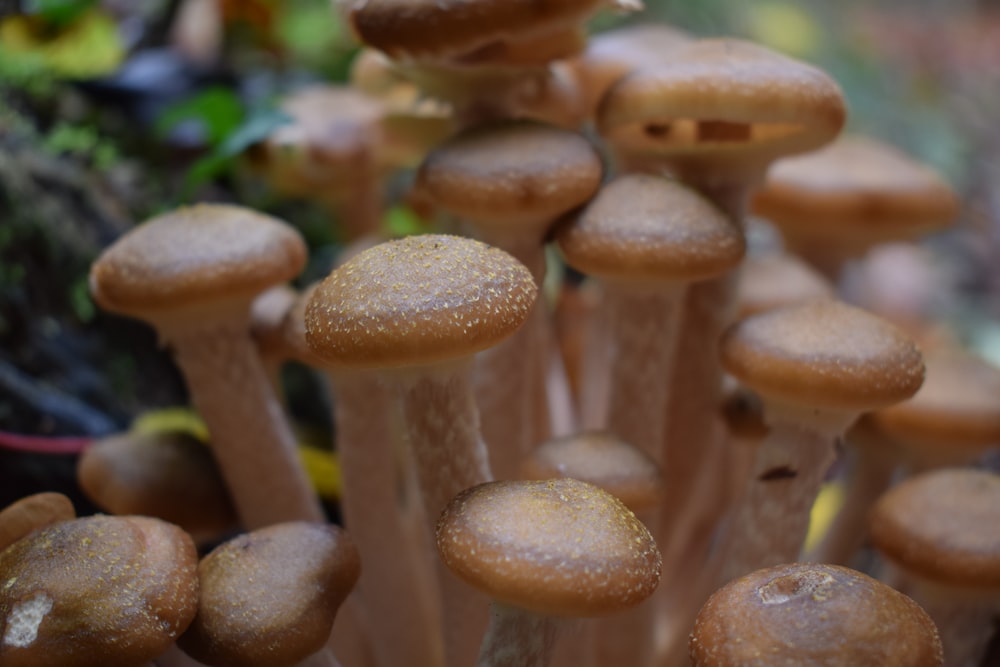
[0,6,124,79]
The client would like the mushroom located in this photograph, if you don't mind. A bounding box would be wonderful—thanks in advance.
[177,521,360,667]
[436,478,661,667]
[0,492,75,553]
[689,563,943,666]
[89,204,324,529]
[305,234,537,667]
[0,515,199,667]
[735,250,835,320]
[869,469,1000,667]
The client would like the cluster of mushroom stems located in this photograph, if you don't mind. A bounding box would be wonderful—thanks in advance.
[3,1,1000,666]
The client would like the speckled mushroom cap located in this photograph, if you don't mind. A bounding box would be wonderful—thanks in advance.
[870,349,1000,455]
[869,469,1000,590]
[305,234,537,368]
[736,251,835,319]
[416,120,603,231]
[0,493,75,553]
[436,478,661,617]
[752,136,959,248]
[720,299,924,414]
[178,522,360,667]
[689,563,943,666]
[556,174,745,284]
[597,39,846,174]
[0,515,199,667]
[520,431,664,513]
[347,0,626,62]
[90,204,307,323]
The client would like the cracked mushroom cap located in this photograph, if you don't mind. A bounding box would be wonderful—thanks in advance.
[177,522,360,667]
[436,478,661,617]
[557,174,745,284]
[0,515,199,667]
[597,39,846,177]
[689,563,943,666]
[416,120,603,232]
[869,468,1000,590]
[89,204,307,326]
[720,300,924,415]
[752,135,959,250]
[304,234,537,368]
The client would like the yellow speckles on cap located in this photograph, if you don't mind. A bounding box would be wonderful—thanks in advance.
[435,478,661,617]
[305,234,537,368]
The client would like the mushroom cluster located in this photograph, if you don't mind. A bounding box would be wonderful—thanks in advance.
[4,2,998,667]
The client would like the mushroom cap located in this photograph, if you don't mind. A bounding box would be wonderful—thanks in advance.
[752,135,959,248]
[556,174,745,284]
[520,431,665,513]
[0,515,199,667]
[178,522,360,667]
[347,0,612,62]
[736,251,835,319]
[77,431,238,539]
[436,478,661,617]
[416,120,603,232]
[305,234,537,368]
[720,300,924,413]
[869,468,1000,589]
[870,349,1000,453]
[0,493,75,553]
[597,39,846,173]
[90,204,307,321]
[689,563,943,666]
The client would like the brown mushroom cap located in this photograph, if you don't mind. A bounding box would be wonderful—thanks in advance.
[736,251,835,319]
[597,39,846,171]
[0,493,75,553]
[520,430,664,513]
[77,430,238,539]
[178,522,360,667]
[305,234,537,368]
[752,136,959,247]
[869,469,1000,589]
[0,515,199,667]
[416,120,603,231]
[689,563,943,666]
[89,204,307,322]
[436,478,661,617]
[720,300,924,413]
[556,174,745,283]
[871,349,1000,453]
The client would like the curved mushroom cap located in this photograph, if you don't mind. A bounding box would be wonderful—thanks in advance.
[597,39,846,174]
[869,469,1000,590]
[0,493,75,553]
[720,300,924,413]
[870,349,1000,457]
[178,522,360,667]
[305,234,537,368]
[77,431,237,539]
[416,120,603,232]
[752,136,959,249]
[348,0,622,62]
[520,431,664,513]
[436,478,661,617]
[90,204,307,323]
[556,174,745,284]
[689,563,943,667]
[736,251,835,319]
[0,515,199,667]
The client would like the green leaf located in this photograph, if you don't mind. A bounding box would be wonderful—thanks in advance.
[23,0,99,27]
[155,87,247,147]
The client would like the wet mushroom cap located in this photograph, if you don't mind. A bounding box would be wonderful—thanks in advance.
[304,234,537,368]
[869,468,1000,589]
[89,204,307,320]
[0,515,199,667]
[178,522,361,667]
[719,300,925,412]
[416,120,603,230]
[597,39,846,165]
[556,174,745,283]
[689,563,943,666]
[436,478,661,617]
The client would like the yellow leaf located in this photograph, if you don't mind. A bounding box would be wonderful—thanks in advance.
[746,2,821,58]
[0,9,124,79]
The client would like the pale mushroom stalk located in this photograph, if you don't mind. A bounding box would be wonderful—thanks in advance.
[476,604,560,667]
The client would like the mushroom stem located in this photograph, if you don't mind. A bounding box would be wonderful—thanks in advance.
[904,581,997,667]
[298,647,344,667]
[164,316,324,528]
[476,603,559,667]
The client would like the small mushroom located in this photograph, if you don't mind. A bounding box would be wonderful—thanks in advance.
[0,492,75,553]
